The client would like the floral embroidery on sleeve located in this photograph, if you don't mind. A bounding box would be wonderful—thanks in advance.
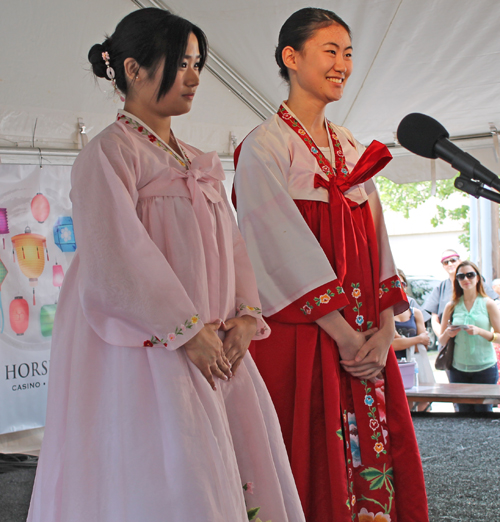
[236,304,262,315]
[143,314,200,348]
[300,287,344,315]
[379,284,389,299]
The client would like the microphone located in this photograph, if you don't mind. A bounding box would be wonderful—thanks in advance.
[397,113,500,192]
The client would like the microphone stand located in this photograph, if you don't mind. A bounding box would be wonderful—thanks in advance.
[454,174,500,203]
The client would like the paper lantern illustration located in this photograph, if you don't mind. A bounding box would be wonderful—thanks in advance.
[40,304,57,337]
[53,217,77,252]
[0,258,7,334]
[53,263,64,287]
[11,226,49,305]
[10,296,29,336]
[0,208,9,249]
[31,193,50,223]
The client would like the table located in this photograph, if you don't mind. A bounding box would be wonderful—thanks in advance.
[405,383,500,405]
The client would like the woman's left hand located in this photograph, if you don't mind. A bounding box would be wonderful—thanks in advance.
[221,316,257,375]
[340,329,393,380]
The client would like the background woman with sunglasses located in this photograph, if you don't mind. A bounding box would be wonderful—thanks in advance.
[439,261,500,412]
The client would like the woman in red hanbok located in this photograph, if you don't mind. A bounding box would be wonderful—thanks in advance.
[234,8,428,522]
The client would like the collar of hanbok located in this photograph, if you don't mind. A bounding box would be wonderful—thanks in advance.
[117,109,191,168]
[117,110,226,223]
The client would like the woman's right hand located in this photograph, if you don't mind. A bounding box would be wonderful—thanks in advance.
[183,321,232,390]
[445,325,461,338]
[337,329,378,361]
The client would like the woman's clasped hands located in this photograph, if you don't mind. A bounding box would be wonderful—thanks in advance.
[339,308,396,381]
[183,316,257,390]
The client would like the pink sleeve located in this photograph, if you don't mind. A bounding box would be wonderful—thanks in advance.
[70,132,204,350]
[220,187,271,340]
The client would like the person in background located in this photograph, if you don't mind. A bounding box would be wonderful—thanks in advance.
[423,249,498,341]
[393,269,431,361]
[491,278,500,382]
[492,278,500,298]
[439,261,500,412]
[394,270,434,411]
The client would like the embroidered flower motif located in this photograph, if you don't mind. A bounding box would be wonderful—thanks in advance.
[391,279,401,288]
[243,482,254,494]
[352,288,361,299]
[311,147,318,154]
[356,315,364,326]
[282,113,291,120]
[143,340,153,347]
[148,134,157,143]
[358,508,391,522]
[300,303,313,315]
[313,288,336,307]
[236,304,262,315]
[352,495,356,506]
[168,333,176,342]
[379,288,383,299]
[321,165,330,172]
[374,442,385,454]
[137,126,144,132]
[369,419,380,431]
[364,394,374,407]
[191,316,199,324]
[298,129,306,135]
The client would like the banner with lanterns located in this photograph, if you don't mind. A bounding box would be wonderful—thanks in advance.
[0,163,75,435]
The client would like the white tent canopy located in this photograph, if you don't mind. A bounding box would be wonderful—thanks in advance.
[1,0,500,183]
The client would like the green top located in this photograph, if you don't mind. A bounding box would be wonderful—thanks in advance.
[452,296,496,372]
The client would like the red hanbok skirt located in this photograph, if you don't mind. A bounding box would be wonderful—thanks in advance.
[250,199,428,522]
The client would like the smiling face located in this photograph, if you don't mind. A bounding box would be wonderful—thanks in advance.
[441,251,460,277]
[287,23,353,105]
[456,264,478,291]
[127,32,201,119]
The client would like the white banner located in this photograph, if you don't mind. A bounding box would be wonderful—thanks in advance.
[0,163,74,435]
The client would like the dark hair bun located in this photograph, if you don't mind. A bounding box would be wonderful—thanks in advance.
[88,42,109,79]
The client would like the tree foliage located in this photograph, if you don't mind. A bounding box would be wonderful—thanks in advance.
[375,176,470,249]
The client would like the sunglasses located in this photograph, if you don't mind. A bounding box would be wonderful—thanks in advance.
[456,272,477,281]
[442,257,459,265]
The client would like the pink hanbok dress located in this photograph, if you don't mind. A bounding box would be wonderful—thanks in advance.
[26,110,305,522]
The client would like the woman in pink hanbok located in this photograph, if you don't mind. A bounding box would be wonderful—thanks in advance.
[27,9,304,522]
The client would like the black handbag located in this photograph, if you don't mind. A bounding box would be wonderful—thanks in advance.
[435,312,455,371]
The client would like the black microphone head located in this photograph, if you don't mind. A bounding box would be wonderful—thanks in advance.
[397,113,450,159]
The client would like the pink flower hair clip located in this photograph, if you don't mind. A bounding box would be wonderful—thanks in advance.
[102,51,125,102]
